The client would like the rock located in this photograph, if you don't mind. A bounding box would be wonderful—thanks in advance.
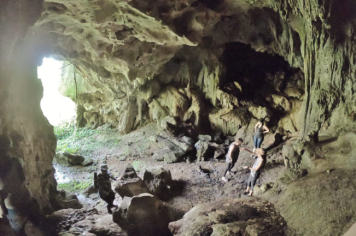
[181,136,194,146]
[214,147,225,159]
[152,149,170,162]
[143,168,172,199]
[84,185,98,198]
[152,148,183,164]
[194,140,210,161]
[284,87,302,99]
[148,136,157,142]
[51,191,83,210]
[63,152,85,166]
[113,193,172,236]
[212,130,223,143]
[115,165,149,198]
[271,94,291,112]
[160,116,177,130]
[248,105,271,120]
[82,158,94,166]
[169,198,286,236]
[282,142,301,169]
[198,134,212,142]
[89,215,125,236]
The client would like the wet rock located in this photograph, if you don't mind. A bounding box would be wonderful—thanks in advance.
[169,198,286,236]
[143,168,172,198]
[113,193,172,236]
[115,165,149,198]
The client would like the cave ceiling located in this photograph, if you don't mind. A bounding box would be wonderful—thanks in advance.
[29,0,356,137]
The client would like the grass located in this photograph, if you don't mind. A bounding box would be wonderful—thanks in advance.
[57,180,92,192]
[54,122,116,154]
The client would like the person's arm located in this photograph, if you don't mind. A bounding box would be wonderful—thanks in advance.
[240,148,258,156]
[250,159,264,172]
[254,122,259,129]
[108,172,118,181]
[263,125,270,134]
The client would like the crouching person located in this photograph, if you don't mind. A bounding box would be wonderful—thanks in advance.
[94,164,118,214]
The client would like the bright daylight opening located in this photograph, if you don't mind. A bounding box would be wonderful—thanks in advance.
[38,57,77,126]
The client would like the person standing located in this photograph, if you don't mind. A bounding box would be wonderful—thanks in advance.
[221,137,243,182]
[94,164,118,214]
[252,119,269,157]
[240,148,266,196]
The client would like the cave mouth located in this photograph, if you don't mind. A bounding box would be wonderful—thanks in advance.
[220,42,302,105]
[38,57,77,126]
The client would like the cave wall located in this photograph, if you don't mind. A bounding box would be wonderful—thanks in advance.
[30,0,356,140]
[0,0,57,212]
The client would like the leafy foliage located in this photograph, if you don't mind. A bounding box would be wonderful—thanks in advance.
[57,180,92,192]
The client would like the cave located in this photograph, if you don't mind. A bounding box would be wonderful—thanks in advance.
[1,0,356,236]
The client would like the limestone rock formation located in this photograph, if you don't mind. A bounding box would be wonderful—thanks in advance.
[169,198,286,236]
[0,0,57,213]
[113,193,173,236]
[115,165,149,198]
[143,168,173,199]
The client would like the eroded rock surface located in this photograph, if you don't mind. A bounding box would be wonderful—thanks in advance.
[115,165,149,198]
[113,193,173,236]
[169,198,287,236]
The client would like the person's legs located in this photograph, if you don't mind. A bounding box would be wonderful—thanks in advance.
[248,175,258,196]
[253,136,257,153]
[223,162,232,177]
[256,136,264,148]
[101,192,116,214]
[245,176,252,193]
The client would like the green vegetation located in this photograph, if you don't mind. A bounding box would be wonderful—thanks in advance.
[57,180,92,192]
[54,122,116,154]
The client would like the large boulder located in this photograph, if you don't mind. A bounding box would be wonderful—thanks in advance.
[113,193,173,236]
[115,165,149,198]
[282,142,301,169]
[169,198,286,236]
[194,140,210,161]
[63,152,85,166]
[143,168,173,199]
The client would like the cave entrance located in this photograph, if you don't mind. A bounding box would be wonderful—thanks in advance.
[220,42,302,106]
[38,57,77,126]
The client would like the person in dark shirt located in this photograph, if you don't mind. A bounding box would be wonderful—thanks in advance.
[94,164,118,214]
[221,137,243,182]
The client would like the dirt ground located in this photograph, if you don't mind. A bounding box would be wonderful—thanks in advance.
[51,123,286,234]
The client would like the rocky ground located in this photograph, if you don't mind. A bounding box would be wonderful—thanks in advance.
[2,123,356,236]
[37,122,287,235]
